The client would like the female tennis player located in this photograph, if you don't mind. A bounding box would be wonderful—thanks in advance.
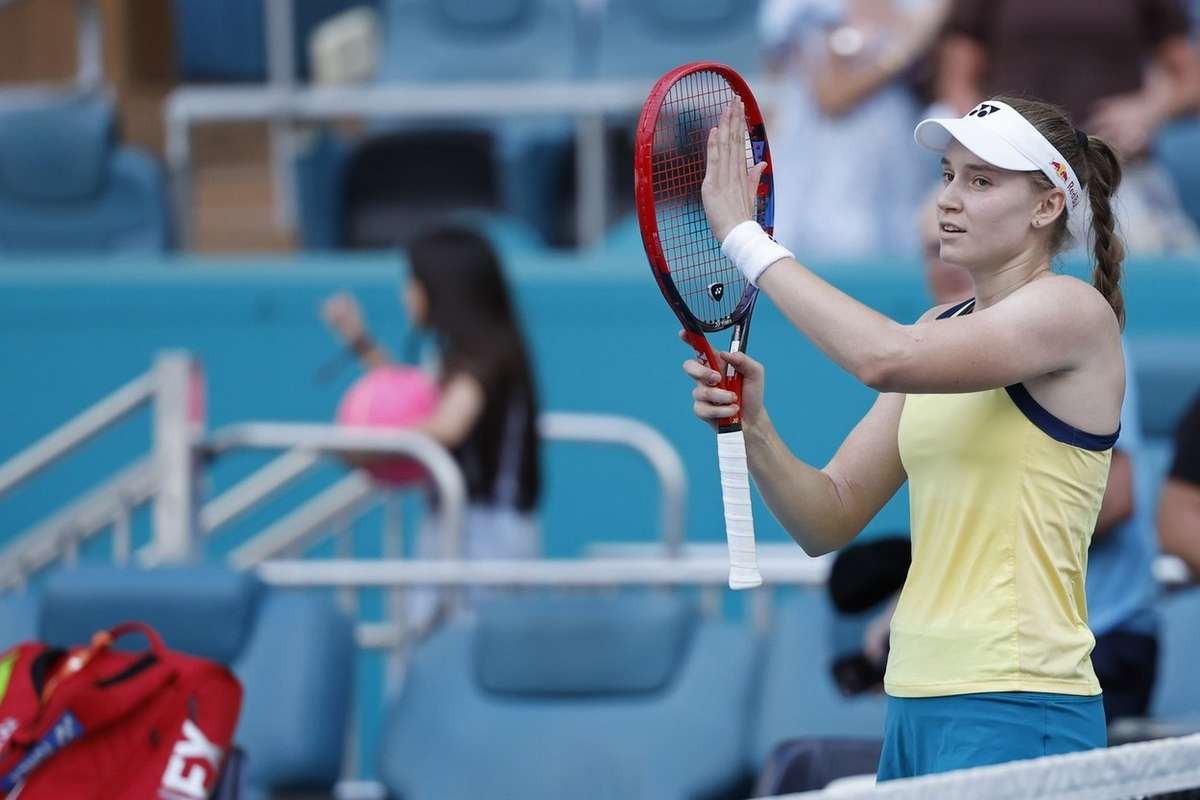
[686,95,1126,778]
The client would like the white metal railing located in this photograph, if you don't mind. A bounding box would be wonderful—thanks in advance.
[0,348,693,587]
[539,412,687,553]
[0,373,155,502]
[195,412,690,570]
[259,556,829,591]
[165,80,653,249]
[0,460,158,589]
[226,473,376,569]
[198,449,322,534]
[201,422,467,563]
[258,556,831,698]
[0,351,199,585]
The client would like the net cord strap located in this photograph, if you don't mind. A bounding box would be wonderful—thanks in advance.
[771,733,1200,800]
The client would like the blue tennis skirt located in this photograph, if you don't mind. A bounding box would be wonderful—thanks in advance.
[877,691,1107,781]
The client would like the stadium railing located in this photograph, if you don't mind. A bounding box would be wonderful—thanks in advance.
[0,351,690,590]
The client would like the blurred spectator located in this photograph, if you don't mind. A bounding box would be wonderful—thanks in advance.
[936,0,1200,253]
[760,0,952,260]
[321,226,542,626]
[1158,391,1200,575]
[1085,347,1161,724]
[828,537,910,695]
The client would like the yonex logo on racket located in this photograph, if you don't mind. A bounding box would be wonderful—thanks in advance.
[967,103,1001,118]
[709,283,725,302]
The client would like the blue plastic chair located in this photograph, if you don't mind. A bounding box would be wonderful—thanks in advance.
[590,0,764,79]
[1157,118,1200,229]
[378,591,759,799]
[170,0,380,81]
[295,0,581,249]
[752,589,887,770]
[0,95,169,253]
[1152,587,1200,724]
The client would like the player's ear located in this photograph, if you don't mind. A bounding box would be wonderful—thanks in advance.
[1032,188,1066,230]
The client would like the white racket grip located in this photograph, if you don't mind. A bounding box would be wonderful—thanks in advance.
[717,429,762,590]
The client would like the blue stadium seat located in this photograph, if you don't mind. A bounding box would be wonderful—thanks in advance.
[1152,587,1200,724]
[303,0,583,247]
[1157,118,1200,228]
[293,129,350,250]
[590,0,764,79]
[377,0,578,83]
[170,0,378,81]
[1129,338,1200,566]
[0,591,38,650]
[378,591,758,799]
[1113,341,1200,726]
[0,96,168,253]
[1132,339,1200,440]
[0,566,354,800]
[752,590,886,769]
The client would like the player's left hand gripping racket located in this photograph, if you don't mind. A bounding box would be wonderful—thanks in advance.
[635,62,774,590]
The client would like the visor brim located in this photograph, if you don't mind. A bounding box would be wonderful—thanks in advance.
[914,118,1040,172]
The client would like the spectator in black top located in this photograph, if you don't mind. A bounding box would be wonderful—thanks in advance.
[1159,392,1200,574]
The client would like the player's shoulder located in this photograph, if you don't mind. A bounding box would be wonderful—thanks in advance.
[1011,274,1115,324]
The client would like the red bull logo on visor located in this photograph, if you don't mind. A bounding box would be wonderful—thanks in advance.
[1049,161,1081,209]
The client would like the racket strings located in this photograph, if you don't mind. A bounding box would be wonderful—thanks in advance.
[651,70,756,327]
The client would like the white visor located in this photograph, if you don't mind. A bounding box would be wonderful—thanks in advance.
[914,100,1084,214]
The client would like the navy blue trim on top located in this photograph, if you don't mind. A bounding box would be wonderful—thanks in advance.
[1005,383,1120,451]
[930,296,1118,450]
[936,298,976,319]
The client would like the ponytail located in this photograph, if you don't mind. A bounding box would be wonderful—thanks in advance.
[1082,135,1125,329]
[995,96,1127,329]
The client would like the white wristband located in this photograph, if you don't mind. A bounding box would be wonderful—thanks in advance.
[720,220,793,286]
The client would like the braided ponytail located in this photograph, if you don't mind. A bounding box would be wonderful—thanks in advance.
[1082,136,1125,329]
[996,96,1127,329]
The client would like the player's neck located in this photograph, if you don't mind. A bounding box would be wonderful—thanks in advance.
[971,254,1052,311]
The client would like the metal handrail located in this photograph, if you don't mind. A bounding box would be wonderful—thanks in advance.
[0,459,158,588]
[165,80,652,248]
[539,412,688,554]
[228,473,375,568]
[202,413,688,562]
[0,351,199,578]
[203,422,467,559]
[258,557,829,589]
[0,372,155,502]
[199,449,323,534]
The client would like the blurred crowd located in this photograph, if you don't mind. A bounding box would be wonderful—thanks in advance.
[761,0,1200,261]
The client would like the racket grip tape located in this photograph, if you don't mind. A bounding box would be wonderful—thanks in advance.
[717,428,762,590]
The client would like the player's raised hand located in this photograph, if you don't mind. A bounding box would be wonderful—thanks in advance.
[702,97,769,243]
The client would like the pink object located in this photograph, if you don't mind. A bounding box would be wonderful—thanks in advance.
[335,366,441,485]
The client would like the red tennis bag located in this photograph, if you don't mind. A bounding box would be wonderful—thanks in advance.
[0,622,242,799]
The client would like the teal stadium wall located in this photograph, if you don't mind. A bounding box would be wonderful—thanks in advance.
[1,251,1197,776]
[1,253,1198,559]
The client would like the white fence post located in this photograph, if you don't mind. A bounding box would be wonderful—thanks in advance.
[152,352,201,562]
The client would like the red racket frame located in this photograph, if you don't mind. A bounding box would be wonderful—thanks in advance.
[634,61,774,428]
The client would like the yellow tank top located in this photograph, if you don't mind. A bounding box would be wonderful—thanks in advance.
[886,298,1116,698]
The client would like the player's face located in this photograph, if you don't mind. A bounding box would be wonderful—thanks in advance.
[935,140,1054,270]
[402,277,429,329]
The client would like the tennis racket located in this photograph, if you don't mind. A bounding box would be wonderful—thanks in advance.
[634,62,774,590]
